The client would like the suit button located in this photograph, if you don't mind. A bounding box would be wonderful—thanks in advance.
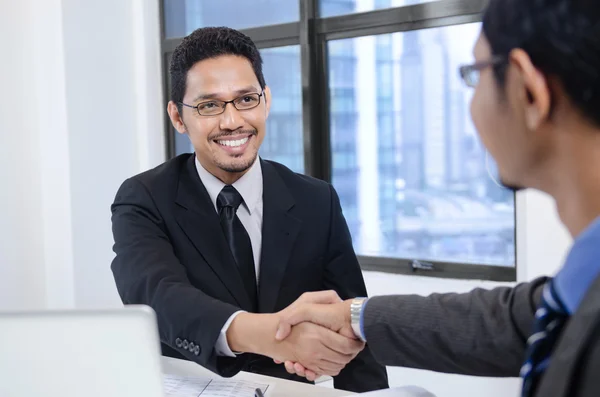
[189,342,195,352]
[183,340,189,349]
[175,338,183,348]
[194,345,200,356]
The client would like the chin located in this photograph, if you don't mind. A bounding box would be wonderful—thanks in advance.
[498,177,526,192]
[217,154,257,174]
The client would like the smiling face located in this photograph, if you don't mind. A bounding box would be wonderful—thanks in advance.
[168,54,271,183]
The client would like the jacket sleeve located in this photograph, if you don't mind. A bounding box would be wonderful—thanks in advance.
[363,277,546,377]
[110,177,248,377]
[321,184,389,392]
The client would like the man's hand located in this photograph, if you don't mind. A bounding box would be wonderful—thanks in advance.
[272,296,356,381]
[276,299,354,340]
[226,290,362,380]
[273,321,364,378]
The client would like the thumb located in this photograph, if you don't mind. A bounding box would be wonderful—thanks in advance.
[297,290,342,306]
[275,305,315,340]
[275,323,292,341]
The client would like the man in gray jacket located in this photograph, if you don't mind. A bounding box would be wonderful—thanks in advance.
[273,0,600,396]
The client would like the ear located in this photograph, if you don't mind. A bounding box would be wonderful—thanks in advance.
[167,101,187,134]
[263,86,272,119]
[508,48,551,131]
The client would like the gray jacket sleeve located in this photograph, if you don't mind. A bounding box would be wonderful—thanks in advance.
[362,277,547,377]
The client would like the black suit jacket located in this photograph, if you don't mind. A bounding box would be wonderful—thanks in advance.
[110,153,388,392]
[362,275,600,396]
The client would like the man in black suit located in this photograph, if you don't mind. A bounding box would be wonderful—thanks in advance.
[275,0,600,396]
[110,27,388,392]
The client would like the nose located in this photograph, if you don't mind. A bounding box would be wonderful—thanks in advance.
[219,102,245,131]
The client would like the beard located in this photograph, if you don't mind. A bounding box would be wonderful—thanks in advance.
[216,153,258,173]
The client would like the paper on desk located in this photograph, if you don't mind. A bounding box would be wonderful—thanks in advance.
[163,374,271,397]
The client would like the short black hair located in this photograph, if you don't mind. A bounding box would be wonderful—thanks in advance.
[483,0,600,126]
[169,27,266,113]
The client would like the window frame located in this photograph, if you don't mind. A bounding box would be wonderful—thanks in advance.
[159,0,517,282]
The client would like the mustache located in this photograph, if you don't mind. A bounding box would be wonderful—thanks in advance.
[210,129,258,140]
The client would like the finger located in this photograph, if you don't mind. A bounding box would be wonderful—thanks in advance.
[294,361,325,379]
[276,303,342,341]
[284,361,296,375]
[322,329,365,355]
[289,363,319,382]
[314,359,344,376]
[288,362,325,381]
[315,342,357,366]
[275,305,315,340]
[279,304,326,331]
[275,322,292,341]
[293,362,307,378]
[305,369,319,382]
[298,290,342,305]
[274,359,282,364]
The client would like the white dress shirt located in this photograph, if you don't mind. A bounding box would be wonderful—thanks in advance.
[195,157,263,357]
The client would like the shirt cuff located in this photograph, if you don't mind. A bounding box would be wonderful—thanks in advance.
[359,298,369,342]
[215,310,245,357]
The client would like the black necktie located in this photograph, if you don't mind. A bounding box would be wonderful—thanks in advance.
[217,185,258,310]
[520,279,569,397]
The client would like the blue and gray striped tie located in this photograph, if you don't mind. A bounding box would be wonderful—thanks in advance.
[520,279,569,397]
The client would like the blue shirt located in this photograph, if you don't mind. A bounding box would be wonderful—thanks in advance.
[554,216,600,314]
[358,216,600,340]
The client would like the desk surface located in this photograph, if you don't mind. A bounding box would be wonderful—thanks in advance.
[161,357,353,397]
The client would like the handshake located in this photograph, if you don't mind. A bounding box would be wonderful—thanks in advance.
[226,291,361,381]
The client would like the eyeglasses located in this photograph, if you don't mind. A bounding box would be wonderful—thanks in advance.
[459,56,505,88]
[179,91,264,116]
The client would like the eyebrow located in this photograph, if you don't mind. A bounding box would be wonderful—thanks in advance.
[191,86,261,103]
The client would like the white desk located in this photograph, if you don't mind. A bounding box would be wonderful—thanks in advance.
[161,357,354,397]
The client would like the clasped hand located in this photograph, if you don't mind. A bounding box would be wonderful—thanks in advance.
[272,291,360,381]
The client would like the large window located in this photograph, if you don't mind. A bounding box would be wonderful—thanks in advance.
[161,0,516,281]
[329,24,515,267]
[321,0,436,17]
[163,0,299,37]
[260,46,304,174]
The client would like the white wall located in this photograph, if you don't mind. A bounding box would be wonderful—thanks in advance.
[0,1,574,396]
[0,0,165,310]
[0,0,47,310]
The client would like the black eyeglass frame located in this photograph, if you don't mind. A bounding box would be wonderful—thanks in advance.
[179,91,265,116]
[459,55,506,88]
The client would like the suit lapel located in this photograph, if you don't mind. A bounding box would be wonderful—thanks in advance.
[537,274,600,396]
[257,160,302,313]
[174,155,253,311]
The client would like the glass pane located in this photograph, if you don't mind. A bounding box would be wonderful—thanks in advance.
[321,0,437,18]
[328,23,516,267]
[259,46,304,173]
[163,0,299,38]
[173,46,304,174]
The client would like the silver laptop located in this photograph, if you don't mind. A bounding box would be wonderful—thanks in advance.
[0,305,164,397]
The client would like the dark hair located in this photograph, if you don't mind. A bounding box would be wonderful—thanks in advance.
[483,0,600,126]
[169,27,266,113]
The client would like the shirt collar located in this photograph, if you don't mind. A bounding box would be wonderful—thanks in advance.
[554,216,600,314]
[195,156,263,215]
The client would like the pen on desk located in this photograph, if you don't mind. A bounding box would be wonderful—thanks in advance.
[255,387,265,397]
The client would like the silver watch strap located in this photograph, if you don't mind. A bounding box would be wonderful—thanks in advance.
[350,297,367,342]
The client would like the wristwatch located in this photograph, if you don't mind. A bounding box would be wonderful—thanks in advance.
[350,297,368,342]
